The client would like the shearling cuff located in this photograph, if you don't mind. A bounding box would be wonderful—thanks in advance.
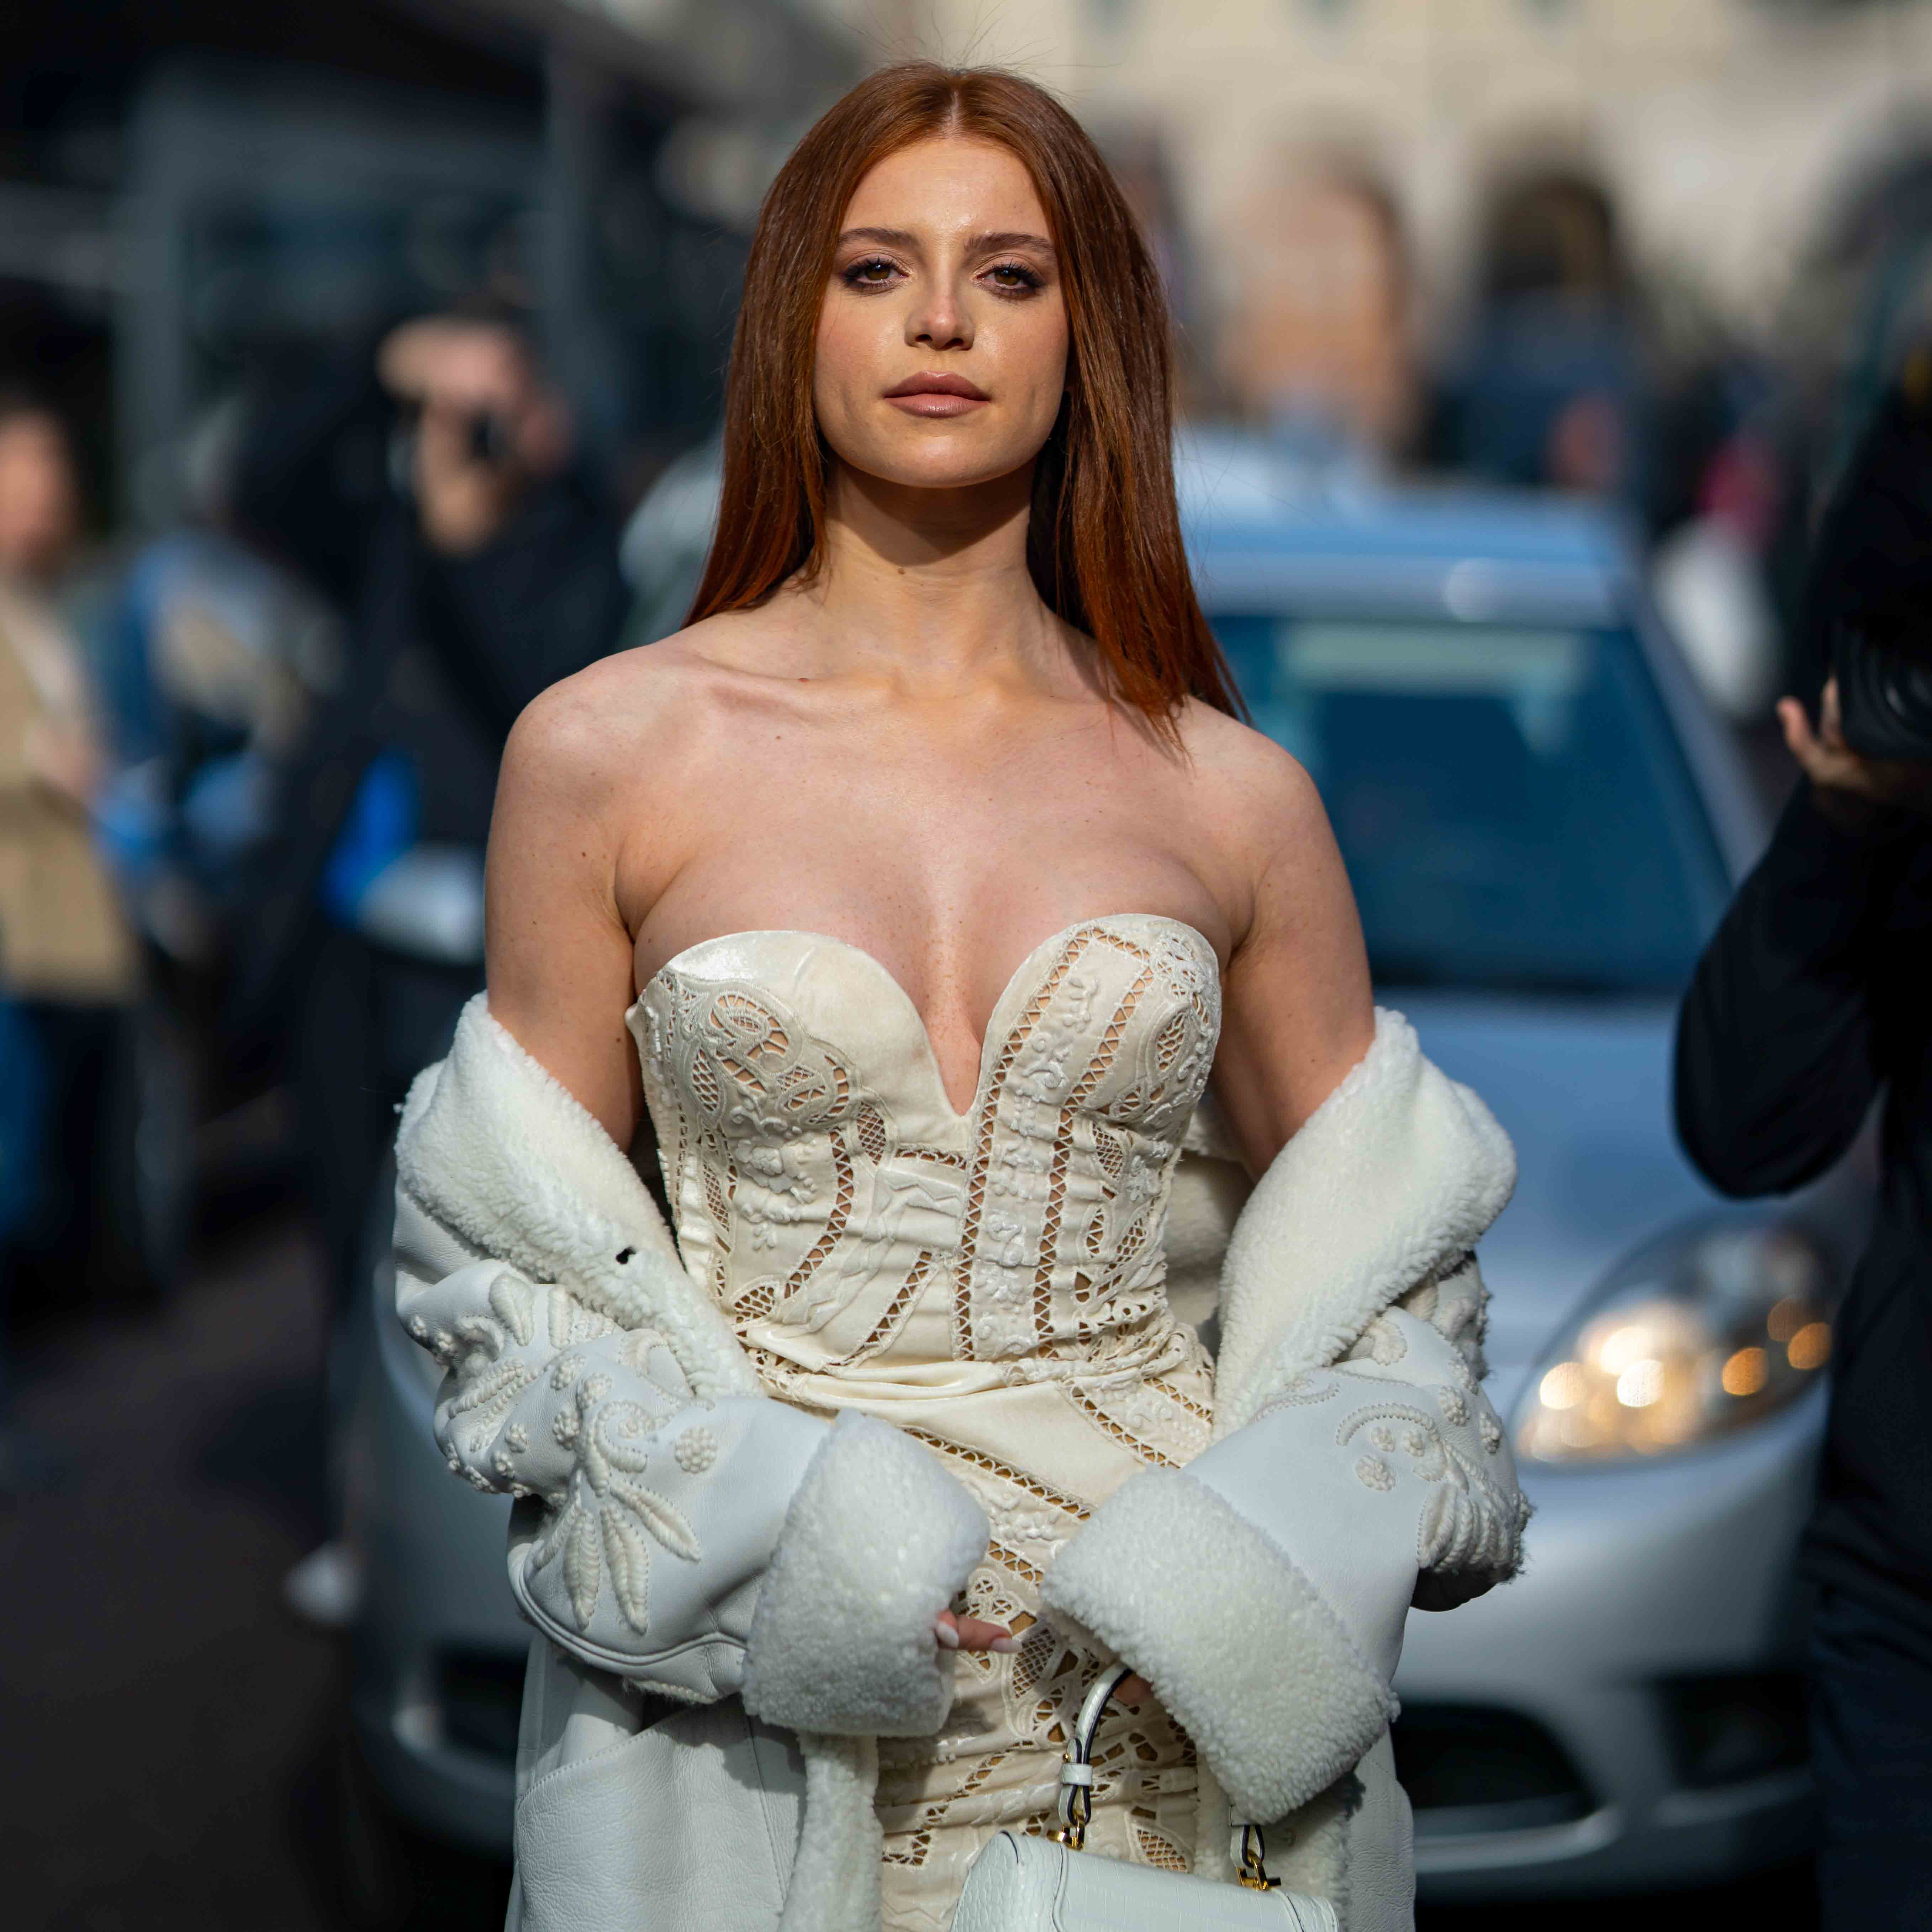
[1041,1469,1393,1822]
[742,1411,988,1738]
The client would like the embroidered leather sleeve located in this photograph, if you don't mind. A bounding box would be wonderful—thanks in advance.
[1249,1302,1527,1620]
[1041,1301,1526,1824]
[395,1235,988,1721]
[402,1256,699,1502]
[400,1253,827,1700]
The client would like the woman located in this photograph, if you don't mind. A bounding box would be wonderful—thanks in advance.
[394,63,1525,1932]
[0,400,138,1479]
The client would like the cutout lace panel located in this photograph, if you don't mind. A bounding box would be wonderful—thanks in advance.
[829,1251,933,1366]
[702,1161,731,1237]
[908,1144,969,1171]
[1063,1382,1182,1470]
[1133,1818,1192,1872]
[899,1424,1094,1522]
[1029,956,1154,1350]
[855,1100,891,1166]
[777,1130,854,1305]
[1170,1385,1215,1426]
[733,1279,776,1323]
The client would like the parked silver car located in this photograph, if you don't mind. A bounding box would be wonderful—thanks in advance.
[1182,438,1864,1899]
[330,435,1866,1899]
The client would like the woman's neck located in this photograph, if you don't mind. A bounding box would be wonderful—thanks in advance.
[796,459,1071,694]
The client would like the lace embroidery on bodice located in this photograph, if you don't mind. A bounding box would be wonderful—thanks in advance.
[625,916,1224,1914]
[629,916,1220,1381]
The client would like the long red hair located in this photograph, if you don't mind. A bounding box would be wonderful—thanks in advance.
[685,62,1240,730]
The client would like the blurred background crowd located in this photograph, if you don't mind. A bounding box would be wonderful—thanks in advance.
[5,1,1932,1927]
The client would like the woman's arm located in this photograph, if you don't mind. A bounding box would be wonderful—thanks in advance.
[1209,739,1377,1172]
[1044,736,1522,1816]
[484,677,645,1146]
[478,662,1015,1660]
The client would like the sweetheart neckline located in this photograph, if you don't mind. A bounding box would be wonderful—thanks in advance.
[632,913,1218,1124]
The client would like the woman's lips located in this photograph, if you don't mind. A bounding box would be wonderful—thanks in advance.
[888,392,985,417]
[883,373,988,418]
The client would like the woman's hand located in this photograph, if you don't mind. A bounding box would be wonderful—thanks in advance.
[1778,678,1932,833]
[931,1614,1151,1705]
[933,1610,1019,1654]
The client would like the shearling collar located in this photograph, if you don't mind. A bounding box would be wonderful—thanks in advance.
[1214,1008,1515,1436]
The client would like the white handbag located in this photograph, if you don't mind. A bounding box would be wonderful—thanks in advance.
[951,1666,1339,1932]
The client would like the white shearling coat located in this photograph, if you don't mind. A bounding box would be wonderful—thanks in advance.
[393,998,1527,1931]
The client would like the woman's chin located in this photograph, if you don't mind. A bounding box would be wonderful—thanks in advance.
[836,443,1041,498]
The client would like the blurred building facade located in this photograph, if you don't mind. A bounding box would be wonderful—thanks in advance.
[14,0,1932,516]
[847,0,1932,425]
[0,0,860,526]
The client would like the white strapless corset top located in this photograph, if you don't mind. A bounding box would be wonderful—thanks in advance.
[626,915,1223,1392]
[629,918,1226,1904]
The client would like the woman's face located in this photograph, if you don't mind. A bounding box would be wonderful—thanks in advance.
[814,136,1069,494]
[0,412,80,586]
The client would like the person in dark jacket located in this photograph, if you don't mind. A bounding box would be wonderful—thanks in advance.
[1675,375,1932,1929]
[233,317,629,1305]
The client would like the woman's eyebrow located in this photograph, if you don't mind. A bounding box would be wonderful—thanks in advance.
[972,231,1056,256]
[837,226,920,250]
[834,226,1057,257]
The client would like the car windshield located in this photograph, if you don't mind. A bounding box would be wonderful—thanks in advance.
[1209,614,1732,994]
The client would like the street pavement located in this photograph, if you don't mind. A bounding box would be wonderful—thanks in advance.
[3,1191,1817,1931]
[2,1196,509,1931]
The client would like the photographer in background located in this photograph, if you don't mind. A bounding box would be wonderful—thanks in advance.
[1675,352,1932,1930]
[232,316,628,1309]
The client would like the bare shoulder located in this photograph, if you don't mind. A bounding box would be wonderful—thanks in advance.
[1170,708,1370,1158]
[1163,696,1356,962]
[1174,698,1330,852]
[500,609,777,805]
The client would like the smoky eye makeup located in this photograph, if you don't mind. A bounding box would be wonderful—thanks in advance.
[982,259,1047,297]
[835,256,1050,299]
[838,253,907,292]
[832,222,1057,295]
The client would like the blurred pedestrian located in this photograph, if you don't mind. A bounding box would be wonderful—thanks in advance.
[1219,158,1418,464]
[0,396,139,1488]
[1432,170,1649,506]
[93,398,341,973]
[1674,357,1932,1930]
[229,316,628,1307]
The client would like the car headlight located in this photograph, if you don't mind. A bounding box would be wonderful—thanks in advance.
[1515,1222,1834,1464]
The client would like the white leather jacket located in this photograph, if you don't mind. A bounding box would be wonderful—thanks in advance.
[394,998,1526,1932]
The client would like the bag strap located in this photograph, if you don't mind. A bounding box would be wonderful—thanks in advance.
[1054,1663,1135,1849]
[1054,1663,1282,1893]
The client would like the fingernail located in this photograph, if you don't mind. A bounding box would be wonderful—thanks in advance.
[934,1620,960,1650]
[989,1635,1020,1653]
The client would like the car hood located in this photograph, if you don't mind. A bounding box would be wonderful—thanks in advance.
[1392,991,1729,1415]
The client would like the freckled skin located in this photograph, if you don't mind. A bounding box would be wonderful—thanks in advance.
[483,136,1375,1664]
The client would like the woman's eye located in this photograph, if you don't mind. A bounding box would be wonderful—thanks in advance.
[985,262,1044,294]
[843,257,901,289]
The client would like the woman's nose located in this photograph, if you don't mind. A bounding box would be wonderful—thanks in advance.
[908,280,972,352]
